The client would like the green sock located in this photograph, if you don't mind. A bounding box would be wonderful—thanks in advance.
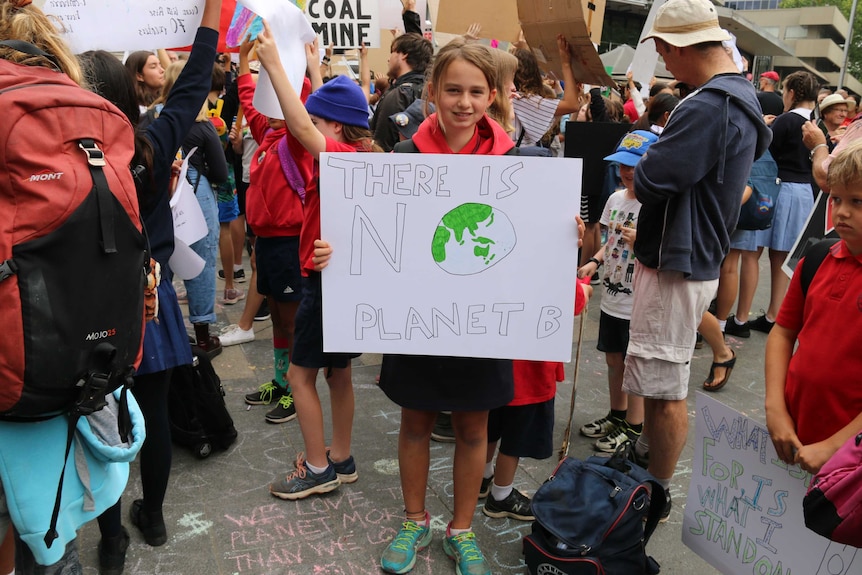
[273,345,290,391]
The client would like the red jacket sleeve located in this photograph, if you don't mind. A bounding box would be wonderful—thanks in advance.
[238,73,269,145]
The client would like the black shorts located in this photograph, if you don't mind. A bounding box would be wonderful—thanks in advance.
[597,310,630,354]
[255,236,302,302]
[292,273,361,369]
[579,194,605,225]
[487,399,554,460]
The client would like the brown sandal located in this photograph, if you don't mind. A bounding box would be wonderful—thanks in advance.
[703,349,736,392]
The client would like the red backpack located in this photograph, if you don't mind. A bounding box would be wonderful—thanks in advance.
[0,47,147,544]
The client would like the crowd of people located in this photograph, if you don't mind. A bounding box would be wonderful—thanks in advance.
[1,0,862,573]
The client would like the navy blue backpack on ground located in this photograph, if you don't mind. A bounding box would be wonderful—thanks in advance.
[736,143,780,231]
[523,447,665,574]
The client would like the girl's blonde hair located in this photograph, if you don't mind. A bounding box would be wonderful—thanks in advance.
[487,49,517,135]
[828,139,862,192]
[427,39,498,113]
[151,60,209,122]
[341,124,383,153]
[0,0,84,86]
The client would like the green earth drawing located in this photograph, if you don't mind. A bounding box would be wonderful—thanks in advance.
[431,203,516,275]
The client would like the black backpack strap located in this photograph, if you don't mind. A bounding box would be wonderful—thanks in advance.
[0,39,61,70]
[392,139,419,154]
[79,139,117,254]
[44,343,117,548]
[800,237,839,297]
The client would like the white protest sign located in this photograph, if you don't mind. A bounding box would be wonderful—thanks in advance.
[40,0,204,53]
[630,0,669,90]
[305,0,381,48]
[240,0,317,120]
[169,149,208,246]
[319,153,582,361]
[683,393,862,574]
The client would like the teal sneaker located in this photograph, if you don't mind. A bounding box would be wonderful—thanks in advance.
[380,519,431,574]
[443,531,491,575]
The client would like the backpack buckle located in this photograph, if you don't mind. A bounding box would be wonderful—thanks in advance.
[0,259,18,282]
[79,139,106,167]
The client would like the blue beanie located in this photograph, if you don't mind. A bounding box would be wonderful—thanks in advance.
[305,75,369,130]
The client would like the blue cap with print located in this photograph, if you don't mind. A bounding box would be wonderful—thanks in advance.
[603,130,658,167]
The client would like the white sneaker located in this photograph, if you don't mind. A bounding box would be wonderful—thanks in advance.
[219,325,254,346]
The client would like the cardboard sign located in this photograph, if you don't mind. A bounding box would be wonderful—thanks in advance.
[435,0,520,43]
[684,393,862,574]
[517,0,614,87]
[40,0,205,53]
[319,153,582,361]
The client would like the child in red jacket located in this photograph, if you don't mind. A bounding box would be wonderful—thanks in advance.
[481,278,593,521]
[236,40,314,425]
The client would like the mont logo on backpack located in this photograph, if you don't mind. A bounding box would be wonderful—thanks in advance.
[0,45,147,545]
[523,447,665,575]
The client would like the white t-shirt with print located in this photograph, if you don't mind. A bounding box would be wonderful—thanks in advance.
[599,190,641,320]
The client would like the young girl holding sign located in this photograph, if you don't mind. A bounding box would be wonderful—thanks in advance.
[374,40,515,575]
[253,22,377,500]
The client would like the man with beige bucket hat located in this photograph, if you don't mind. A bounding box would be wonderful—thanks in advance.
[621,0,773,520]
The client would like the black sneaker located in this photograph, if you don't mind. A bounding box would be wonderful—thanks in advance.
[659,490,672,523]
[479,475,494,499]
[483,488,534,521]
[254,300,271,322]
[130,499,167,546]
[265,392,297,424]
[694,333,704,349]
[98,526,130,575]
[245,380,285,406]
[431,412,456,443]
[749,313,774,334]
[218,268,246,283]
[724,314,751,338]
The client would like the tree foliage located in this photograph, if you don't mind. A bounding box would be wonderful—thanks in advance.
[778,0,861,83]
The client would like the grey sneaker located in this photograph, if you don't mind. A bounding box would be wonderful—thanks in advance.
[329,454,358,484]
[244,380,284,406]
[270,455,339,500]
[482,488,534,521]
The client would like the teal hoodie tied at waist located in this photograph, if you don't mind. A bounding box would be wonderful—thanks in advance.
[0,390,145,565]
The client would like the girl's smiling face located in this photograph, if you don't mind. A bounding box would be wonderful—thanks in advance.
[430,58,496,142]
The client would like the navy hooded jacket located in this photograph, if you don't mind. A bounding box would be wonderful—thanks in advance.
[633,74,772,280]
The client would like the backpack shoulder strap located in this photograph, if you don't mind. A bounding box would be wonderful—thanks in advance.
[801,237,839,297]
[392,139,419,154]
[276,136,307,204]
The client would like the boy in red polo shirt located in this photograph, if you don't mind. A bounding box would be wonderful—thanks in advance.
[766,139,862,474]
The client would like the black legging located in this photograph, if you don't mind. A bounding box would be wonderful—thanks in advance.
[98,368,172,538]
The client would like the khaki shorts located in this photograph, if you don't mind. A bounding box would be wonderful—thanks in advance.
[623,266,717,400]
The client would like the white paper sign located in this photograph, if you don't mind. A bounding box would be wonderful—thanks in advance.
[683,393,862,574]
[169,238,206,280]
[41,0,205,53]
[305,0,381,48]
[169,150,208,246]
[319,153,582,361]
[240,0,317,120]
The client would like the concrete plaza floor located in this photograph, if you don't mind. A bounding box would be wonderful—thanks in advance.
[74,254,777,575]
